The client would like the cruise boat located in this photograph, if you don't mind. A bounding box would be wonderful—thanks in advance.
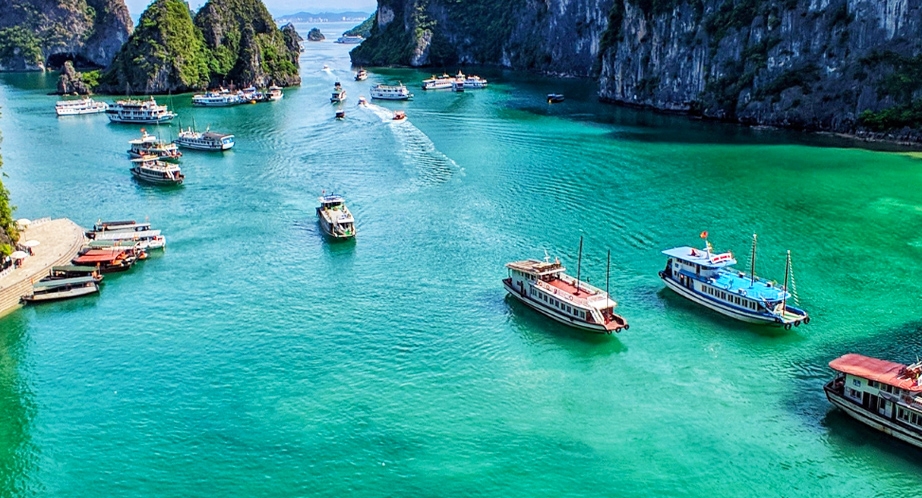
[422,73,453,90]
[658,233,810,328]
[72,248,138,273]
[316,194,356,240]
[55,97,109,116]
[92,229,166,250]
[267,85,284,101]
[106,97,176,124]
[825,354,922,450]
[503,244,628,334]
[370,83,412,100]
[354,68,367,81]
[331,82,347,103]
[464,75,488,89]
[127,130,182,162]
[336,35,364,44]
[130,156,185,185]
[175,127,235,151]
[22,276,100,303]
[192,89,242,106]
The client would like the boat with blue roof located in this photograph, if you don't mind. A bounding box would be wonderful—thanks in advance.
[658,232,810,329]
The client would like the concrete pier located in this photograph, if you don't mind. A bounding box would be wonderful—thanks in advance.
[0,218,86,318]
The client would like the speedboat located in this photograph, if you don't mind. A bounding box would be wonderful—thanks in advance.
[392,110,406,121]
[316,194,356,240]
[658,233,810,328]
[357,96,367,106]
[331,82,347,103]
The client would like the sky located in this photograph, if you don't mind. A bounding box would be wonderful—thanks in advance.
[124,0,376,19]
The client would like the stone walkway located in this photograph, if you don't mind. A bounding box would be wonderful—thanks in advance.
[0,218,86,317]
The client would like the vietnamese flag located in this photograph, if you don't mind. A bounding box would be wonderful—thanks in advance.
[700,231,708,239]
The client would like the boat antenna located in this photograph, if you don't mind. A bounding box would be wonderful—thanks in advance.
[606,249,611,303]
[750,233,757,287]
[575,236,583,295]
[782,250,791,316]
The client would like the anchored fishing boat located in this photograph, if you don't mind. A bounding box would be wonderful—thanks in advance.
[504,239,628,334]
[130,156,185,185]
[175,127,235,151]
[106,97,176,123]
[370,83,412,100]
[127,130,182,162]
[316,194,356,240]
[658,233,810,328]
[22,276,99,303]
[55,97,109,116]
[825,354,922,450]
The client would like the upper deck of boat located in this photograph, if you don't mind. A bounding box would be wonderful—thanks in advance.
[831,354,922,392]
[663,246,737,268]
[708,269,789,302]
[506,259,565,277]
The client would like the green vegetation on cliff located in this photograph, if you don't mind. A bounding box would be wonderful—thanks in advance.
[99,0,298,93]
[0,111,17,256]
[101,0,209,93]
[0,27,43,68]
[345,14,375,38]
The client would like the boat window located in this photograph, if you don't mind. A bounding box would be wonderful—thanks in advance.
[845,387,861,400]
[868,381,877,389]
[898,408,911,422]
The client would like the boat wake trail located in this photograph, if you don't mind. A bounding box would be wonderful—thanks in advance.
[363,103,459,188]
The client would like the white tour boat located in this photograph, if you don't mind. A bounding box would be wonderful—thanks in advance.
[22,276,99,303]
[422,73,454,90]
[175,127,235,151]
[267,85,284,101]
[336,35,364,44]
[331,82,347,103]
[659,233,810,328]
[825,354,922,450]
[92,228,166,250]
[192,90,242,106]
[503,240,629,334]
[130,156,184,185]
[106,97,176,124]
[316,194,356,240]
[127,130,182,162]
[55,97,109,116]
[370,83,412,100]
[464,74,488,89]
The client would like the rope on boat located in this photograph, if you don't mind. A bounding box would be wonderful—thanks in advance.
[789,254,801,306]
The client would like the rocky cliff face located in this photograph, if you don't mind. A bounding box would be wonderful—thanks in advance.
[0,0,132,71]
[100,0,300,94]
[354,0,922,135]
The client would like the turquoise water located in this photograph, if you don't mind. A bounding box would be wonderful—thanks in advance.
[2,23,922,496]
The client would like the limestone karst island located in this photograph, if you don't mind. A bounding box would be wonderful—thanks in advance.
[0,0,921,496]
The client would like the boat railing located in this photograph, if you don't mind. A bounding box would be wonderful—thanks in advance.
[533,279,609,308]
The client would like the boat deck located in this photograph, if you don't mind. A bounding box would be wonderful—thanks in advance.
[701,268,788,301]
[545,277,594,297]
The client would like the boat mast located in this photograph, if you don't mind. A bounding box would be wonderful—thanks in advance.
[575,236,583,295]
[606,249,611,302]
[750,234,757,287]
[781,250,791,313]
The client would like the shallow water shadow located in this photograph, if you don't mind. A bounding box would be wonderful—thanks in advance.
[654,287,795,340]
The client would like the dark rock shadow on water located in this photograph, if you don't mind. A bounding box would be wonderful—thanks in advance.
[788,321,922,468]
[503,295,628,353]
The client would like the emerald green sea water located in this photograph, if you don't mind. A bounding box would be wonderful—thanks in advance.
[2,24,922,496]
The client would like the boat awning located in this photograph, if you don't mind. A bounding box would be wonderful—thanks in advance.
[74,250,127,263]
[94,230,160,241]
[33,276,96,289]
[88,240,140,248]
[52,265,97,273]
[829,354,922,392]
[94,222,150,232]
[662,246,736,268]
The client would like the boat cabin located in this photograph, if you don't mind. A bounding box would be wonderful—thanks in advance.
[662,246,736,280]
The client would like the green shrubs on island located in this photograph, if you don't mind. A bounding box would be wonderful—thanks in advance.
[0,115,18,255]
[98,0,300,94]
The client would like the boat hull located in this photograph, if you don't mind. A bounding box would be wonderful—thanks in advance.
[108,115,175,124]
[824,382,922,450]
[22,284,99,303]
[131,168,184,185]
[660,273,780,324]
[502,279,612,334]
[175,141,233,151]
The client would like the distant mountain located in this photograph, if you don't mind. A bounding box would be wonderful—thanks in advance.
[275,12,370,23]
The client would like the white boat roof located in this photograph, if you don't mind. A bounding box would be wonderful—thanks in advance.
[662,246,737,267]
[93,229,161,240]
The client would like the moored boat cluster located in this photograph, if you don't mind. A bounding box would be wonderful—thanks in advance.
[21,219,166,304]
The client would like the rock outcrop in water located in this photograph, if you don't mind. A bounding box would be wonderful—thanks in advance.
[307,28,325,41]
[57,61,94,94]
[353,0,922,137]
[100,0,300,94]
[0,0,132,71]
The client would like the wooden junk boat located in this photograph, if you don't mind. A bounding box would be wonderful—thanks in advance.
[503,238,628,334]
[72,247,140,273]
[22,276,99,303]
[825,354,922,450]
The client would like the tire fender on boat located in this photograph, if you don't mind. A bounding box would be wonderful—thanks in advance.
[794,320,800,327]
[804,316,811,324]
[784,323,792,330]
[624,323,630,330]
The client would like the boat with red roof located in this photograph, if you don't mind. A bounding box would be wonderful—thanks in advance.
[825,353,922,449]
[503,239,628,334]
[72,247,139,273]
